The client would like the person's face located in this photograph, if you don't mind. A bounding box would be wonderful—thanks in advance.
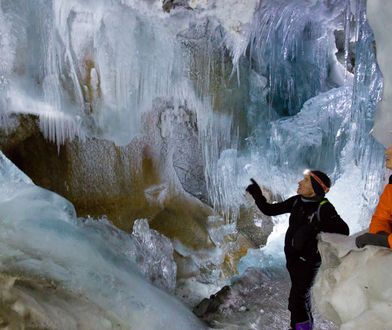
[385,146,392,170]
[297,174,316,198]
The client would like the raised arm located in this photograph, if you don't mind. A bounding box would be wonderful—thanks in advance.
[246,179,296,216]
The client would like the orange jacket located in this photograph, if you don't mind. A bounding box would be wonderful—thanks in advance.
[369,183,392,248]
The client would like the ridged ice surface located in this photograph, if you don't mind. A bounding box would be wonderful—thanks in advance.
[239,0,384,263]
[0,0,197,145]
[248,0,337,116]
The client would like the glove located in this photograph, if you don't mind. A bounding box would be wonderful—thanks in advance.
[246,179,263,200]
[355,232,390,248]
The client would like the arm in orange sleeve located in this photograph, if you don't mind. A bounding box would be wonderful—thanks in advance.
[369,184,392,247]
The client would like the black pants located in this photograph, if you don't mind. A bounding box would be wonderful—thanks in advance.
[286,259,320,328]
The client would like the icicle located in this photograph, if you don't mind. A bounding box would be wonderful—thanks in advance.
[247,0,337,115]
[344,0,352,80]
[39,111,85,148]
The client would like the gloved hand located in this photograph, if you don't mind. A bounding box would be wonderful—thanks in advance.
[355,232,390,248]
[246,179,263,200]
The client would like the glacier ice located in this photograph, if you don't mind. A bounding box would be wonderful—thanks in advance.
[0,0,198,146]
[199,0,385,226]
[313,232,392,329]
[242,0,384,229]
[0,151,33,184]
[236,1,389,327]
[0,151,205,329]
[237,214,288,275]
[367,0,392,147]
[247,0,349,116]
[2,0,384,227]
[132,218,177,293]
[1,0,392,327]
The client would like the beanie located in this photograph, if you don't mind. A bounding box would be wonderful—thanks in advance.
[309,170,331,196]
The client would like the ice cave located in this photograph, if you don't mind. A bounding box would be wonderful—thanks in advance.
[0,0,392,329]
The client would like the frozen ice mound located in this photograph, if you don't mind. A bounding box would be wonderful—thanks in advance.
[132,218,177,293]
[314,232,392,329]
[0,152,205,329]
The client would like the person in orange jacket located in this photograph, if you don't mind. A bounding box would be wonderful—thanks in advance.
[356,146,392,248]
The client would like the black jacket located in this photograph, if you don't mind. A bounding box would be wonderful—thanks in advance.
[254,194,349,263]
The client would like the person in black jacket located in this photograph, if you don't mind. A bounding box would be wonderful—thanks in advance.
[246,170,349,330]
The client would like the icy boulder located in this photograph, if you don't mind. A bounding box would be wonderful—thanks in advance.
[313,232,392,329]
[132,219,177,292]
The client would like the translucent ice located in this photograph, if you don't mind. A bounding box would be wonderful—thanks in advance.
[0,152,33,184]
[0,152,205,329]
[132,219,177,292]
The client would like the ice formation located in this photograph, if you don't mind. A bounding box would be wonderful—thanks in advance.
[368,0,392,146]
[312,3,392,324]
[314,232,392,329]
[0,152,204,329]
[132,218,177,292]
[1,0,385,223]
[1,0,391,328]
[0,0,197,145]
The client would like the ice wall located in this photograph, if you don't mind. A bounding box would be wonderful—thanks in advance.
[239,0,385,277]
[0,152,205,329]
[1,0,389,300]
[0,0,202,145]
[1,0,387,221]
[248,0,338,116]
[235,0,384,231]
[201,0,368,222]
[367,0,392,146]
[0,0,249,221]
